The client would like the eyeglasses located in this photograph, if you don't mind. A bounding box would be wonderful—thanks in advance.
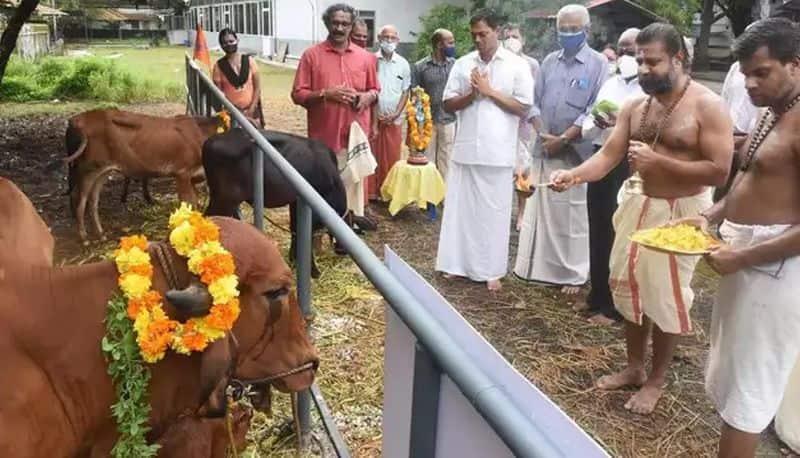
[330,20,352,28]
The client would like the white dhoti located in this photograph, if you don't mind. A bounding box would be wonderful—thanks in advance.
[337,122,377,217]
[513,156,589,286]
[436,162,513,282]
[777,360,800,453]
[609,188,712,334]
[705,220,800,434]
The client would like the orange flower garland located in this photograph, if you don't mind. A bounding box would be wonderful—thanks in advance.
[406,86,434,152]
[217,109,232,134]
[112,204,241,363]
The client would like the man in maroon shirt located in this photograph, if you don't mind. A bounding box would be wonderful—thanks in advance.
[291,3,380,153]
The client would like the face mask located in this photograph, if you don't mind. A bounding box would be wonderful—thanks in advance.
[503,37,523,55]
[443,45,456,58]
[379,40,397,54]
[558,30,586,53]
[617,55,638,80]
[222,43,238,55]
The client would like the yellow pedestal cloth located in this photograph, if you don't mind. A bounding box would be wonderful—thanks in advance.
[380,160,446,216]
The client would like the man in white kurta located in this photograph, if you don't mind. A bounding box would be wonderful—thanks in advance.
[435,9,533,291]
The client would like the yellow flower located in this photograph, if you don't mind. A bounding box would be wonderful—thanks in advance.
[208,275,240,304]
[169,202,197,229]
[186,240,227,272]
[119,273,152,299]
[169,221,196,256]
[114,246,151,274]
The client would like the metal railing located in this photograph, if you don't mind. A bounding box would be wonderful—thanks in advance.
[185,54,564,458]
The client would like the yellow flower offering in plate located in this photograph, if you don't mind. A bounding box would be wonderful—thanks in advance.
[630,224,721,255]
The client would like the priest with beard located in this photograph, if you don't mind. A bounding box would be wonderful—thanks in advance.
[212,28,264,127]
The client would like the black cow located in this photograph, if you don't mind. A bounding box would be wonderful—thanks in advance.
[202,128,348,277]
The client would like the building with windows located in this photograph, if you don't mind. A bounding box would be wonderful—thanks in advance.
[168,0,467,61]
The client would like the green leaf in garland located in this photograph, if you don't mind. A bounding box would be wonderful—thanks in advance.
[102,293,160,458]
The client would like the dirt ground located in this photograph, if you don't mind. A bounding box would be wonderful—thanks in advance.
[0,87,791,457]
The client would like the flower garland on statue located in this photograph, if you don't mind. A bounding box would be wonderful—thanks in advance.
[102,204,241,456]
[217,109,232,134]
[405,86,434,152]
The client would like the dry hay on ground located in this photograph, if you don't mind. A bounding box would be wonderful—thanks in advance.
[0,100,789,457]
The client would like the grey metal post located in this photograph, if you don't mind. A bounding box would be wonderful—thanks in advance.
[409,344,442,457]
[186,56,564,457]
[252,147,264,231]
[295,199,313,441]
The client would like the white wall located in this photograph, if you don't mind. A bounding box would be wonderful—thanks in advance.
[313,0,468,43]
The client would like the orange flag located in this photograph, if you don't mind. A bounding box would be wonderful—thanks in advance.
[193,21,211,71]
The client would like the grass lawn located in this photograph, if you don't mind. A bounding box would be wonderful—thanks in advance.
[0,45,298,118]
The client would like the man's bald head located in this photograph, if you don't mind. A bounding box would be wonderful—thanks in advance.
[618,27,640,55]
[379,24,398,37]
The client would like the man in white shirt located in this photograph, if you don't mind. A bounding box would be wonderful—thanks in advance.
[436,8,534,291]
[581,28,643,325]
[713,59,761,202]
[368,24,411,200]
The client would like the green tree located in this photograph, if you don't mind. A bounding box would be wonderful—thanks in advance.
[413,4,473,61]
[0,0,41,87]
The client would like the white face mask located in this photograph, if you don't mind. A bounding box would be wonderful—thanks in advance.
[379,40,397,54]
[617,55,638,80]
[503,37,523,55]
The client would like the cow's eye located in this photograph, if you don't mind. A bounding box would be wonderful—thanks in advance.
[263,287,288,302]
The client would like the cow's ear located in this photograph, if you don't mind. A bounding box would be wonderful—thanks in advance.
[196,335,236,418]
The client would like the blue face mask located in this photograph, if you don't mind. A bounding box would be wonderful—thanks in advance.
[558,31,586,53]
[443,46,456,58]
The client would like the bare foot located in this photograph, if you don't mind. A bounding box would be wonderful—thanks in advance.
[441,272,456,280]
[624,384,664,414]
[561,285,581,295]
[596,367,647,390]
[487,279,502,291]
[587,313,617,326]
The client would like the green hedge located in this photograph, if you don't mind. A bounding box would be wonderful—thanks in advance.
[0,56,182,103]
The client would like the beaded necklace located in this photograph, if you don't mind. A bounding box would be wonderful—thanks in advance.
[635,77,692,148]
[739,92,800,171]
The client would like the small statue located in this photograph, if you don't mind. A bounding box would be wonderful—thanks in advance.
[405,86,433,166]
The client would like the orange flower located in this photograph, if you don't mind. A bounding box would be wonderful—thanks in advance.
[179,322,209,352]
[119,235,148,252]
[127,290,162,318]
[189,214,220,245]
[197,253,236,284]
[128,263,154,278]
[206,299,240,330]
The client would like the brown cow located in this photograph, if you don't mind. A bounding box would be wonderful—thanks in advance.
[0,177,54,267]
[0,183,317,457]
[64,109,221,240]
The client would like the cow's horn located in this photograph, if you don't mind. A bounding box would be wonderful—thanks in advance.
[165,282,214,317]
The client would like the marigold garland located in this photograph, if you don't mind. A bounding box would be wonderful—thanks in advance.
[112,203,241,363]
[217,109,232,134]
[406,86,434,152]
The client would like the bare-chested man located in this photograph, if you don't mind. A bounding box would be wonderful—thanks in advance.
[550,23,733,414]
[677,19,800,457]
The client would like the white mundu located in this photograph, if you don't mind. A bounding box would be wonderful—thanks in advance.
[436,47,533,282]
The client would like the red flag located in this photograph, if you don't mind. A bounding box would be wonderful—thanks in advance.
[193,22,211,71]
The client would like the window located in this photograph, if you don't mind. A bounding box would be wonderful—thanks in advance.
[212,6,220,32]
[222,4,231,29]
[246,3,258,35]
[260,0,272,36]
[357,10,375,48]
[234,4,244,34]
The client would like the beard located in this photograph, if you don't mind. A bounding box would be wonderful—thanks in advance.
[640,64,676,95]
[640,72,674,95]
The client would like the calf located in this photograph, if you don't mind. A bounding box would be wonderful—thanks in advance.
[64,109,220,240]
[202,129,348,277]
